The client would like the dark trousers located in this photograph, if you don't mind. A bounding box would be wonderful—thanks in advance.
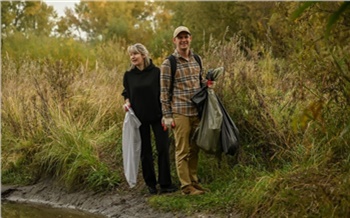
[139,120,172,188]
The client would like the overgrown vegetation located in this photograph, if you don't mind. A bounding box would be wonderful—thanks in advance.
[148,29,350,217]
[1,40,127,190]
[1,1,350,217]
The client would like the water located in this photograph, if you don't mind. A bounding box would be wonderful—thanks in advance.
[1,201,105,218]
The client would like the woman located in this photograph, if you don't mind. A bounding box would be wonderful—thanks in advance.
[122,43,177,195]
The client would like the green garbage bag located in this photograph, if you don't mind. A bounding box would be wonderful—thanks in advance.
[193,88,223,154]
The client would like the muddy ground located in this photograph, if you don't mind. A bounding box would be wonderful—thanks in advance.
[1,179,231,218]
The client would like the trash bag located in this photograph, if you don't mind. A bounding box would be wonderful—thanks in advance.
[191,67,224,118]
[192,66,225,154]
[206,67,224,81]
[122,107,142,188]
[191,86,208,118]
[217,97,240,156]
[193,88,223,154]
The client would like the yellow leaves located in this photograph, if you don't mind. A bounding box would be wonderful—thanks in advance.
[24,2,42,16]
[295,100,325,133]
[305,100,324,122]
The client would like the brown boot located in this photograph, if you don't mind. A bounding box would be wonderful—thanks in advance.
[181,185,204,195]
[192,183,209,192]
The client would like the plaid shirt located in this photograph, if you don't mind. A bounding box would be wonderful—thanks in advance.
[160,50,203,117]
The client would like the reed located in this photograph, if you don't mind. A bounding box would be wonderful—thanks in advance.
[2,33,349,216]
[2,45,127,190]
[150,34,350,217]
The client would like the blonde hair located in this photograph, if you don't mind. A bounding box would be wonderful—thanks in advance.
[127,43,151,70]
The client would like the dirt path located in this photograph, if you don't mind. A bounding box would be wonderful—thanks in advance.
[1,180,219,218]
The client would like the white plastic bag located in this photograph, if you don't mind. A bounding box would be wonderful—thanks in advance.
[122,107,142,188]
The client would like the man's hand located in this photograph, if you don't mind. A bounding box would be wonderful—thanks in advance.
[162,117,175,131]
[207,80,216,89]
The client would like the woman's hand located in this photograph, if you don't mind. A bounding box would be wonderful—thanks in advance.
[123,99,131,112]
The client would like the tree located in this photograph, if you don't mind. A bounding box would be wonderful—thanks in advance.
[159,2,275,53]
[291,1,350,38]
[59,1,155,43]
[1,1,56,37]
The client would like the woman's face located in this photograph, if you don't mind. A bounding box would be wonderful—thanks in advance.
[129,51,144,68]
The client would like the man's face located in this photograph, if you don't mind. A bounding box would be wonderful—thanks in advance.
[173,32,192,51]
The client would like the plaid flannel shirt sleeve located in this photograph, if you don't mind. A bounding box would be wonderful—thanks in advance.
[160,59,172,117]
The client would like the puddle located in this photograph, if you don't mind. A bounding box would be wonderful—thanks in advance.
[1,201,105,218]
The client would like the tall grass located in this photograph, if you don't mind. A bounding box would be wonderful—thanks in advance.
[150,34,350,217]
[1,40,128,190]
[2,33,349,217]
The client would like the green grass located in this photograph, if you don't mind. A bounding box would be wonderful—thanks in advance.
[2,33,350,217]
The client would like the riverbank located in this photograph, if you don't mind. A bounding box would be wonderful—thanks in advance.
[2,180,212,218]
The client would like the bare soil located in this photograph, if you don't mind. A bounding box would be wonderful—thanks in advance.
[1,180,222,218]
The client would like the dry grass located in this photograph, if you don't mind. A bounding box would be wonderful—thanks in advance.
[2,34,350,216]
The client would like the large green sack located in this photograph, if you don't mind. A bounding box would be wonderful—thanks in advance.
[193,88,223,154]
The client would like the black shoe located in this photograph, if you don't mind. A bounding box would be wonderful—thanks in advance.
[160,184,178,194]
[148,186,158,195]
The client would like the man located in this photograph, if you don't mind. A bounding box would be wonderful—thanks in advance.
[160,26,213,195]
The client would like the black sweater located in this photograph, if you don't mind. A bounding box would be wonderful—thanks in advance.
[121,61,162,123]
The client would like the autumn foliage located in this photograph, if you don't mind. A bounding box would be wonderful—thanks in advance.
[1,1,350,217]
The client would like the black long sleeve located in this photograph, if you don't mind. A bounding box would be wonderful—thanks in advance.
[121,61,163,122]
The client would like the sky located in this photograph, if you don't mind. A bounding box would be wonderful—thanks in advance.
[44,0,80,16]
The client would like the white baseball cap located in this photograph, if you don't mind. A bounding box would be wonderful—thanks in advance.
[173,26,191,38]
